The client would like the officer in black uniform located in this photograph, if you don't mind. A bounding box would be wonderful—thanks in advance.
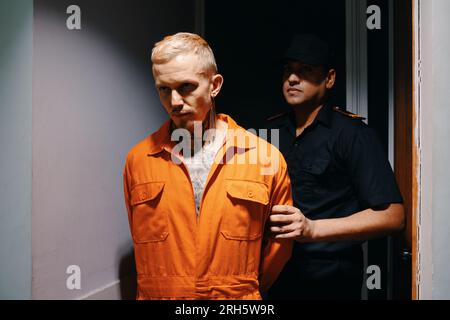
[267,34,405,300]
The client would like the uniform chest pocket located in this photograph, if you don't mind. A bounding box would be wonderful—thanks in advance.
[221,179,269,241]
[299,157,330,175]
[296,157,331,195]
[130,181,168,243]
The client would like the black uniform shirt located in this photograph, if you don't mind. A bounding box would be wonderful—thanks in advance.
[266,105,404,254]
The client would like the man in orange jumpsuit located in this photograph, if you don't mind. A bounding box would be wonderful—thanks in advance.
[123,32,293,299]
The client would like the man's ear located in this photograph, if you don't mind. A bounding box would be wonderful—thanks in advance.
[325,69,336,90]
[211,74,224,98]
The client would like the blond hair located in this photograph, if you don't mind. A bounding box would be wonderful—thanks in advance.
[151,32,218,77]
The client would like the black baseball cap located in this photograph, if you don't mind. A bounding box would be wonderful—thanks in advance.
[282,34,335,68]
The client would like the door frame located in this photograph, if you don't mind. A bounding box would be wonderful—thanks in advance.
[393,0,417,300]
[197,0,418,300]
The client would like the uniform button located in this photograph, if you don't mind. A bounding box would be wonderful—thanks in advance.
[248,191,253,198]
[141,192,148,200]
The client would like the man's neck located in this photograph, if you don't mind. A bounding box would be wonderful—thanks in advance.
[292,103,324,137]
[169,115,216,151]
[190,116,220,151]
[170,116,226,158]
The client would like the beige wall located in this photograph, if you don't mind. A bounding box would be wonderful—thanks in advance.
[0,0,33,299]
[31,0,195,299]
[416,0,450,300]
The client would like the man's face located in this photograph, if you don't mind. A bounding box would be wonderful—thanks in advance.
[153,53,222,133]
[282,61,335,107]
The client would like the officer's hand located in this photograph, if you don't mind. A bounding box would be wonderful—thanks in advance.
[269,205,315,242]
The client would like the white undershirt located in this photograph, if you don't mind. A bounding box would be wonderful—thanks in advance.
[184,122,227,216]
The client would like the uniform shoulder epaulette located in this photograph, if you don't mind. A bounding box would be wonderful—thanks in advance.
[332,106,366,120]
[267,111,289,122]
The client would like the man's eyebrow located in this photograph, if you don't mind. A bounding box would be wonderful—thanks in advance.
[156,79,199,87]
[286,64,316,72]
[179,79,199,84]
[155,82,168,88]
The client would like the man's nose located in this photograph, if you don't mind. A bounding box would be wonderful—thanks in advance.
[171,90,183,107]
[288,72,301,84]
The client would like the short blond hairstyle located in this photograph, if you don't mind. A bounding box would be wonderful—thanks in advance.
[151,32,218,77]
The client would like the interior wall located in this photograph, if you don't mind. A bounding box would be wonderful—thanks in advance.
[32,0,195,299]
[0,0,33,299]
[417,0,450,300]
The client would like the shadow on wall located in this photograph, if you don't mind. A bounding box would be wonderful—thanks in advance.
[119,246,137,300]
[32,0,195,299]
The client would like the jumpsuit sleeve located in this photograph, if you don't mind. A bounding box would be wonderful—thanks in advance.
[259,159,293,293]
[123,155,134,237]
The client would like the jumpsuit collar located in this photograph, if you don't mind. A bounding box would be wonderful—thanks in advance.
[146,113,253,156]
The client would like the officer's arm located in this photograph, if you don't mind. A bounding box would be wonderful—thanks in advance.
[271,123,406,242]
[312,204,405,242]
[270,203,404,242]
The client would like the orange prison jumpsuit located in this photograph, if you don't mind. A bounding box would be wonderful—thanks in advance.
[123,113,293,299]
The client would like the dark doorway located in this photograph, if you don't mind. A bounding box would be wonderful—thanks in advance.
[205,0,346,130]
[204,0,412,300]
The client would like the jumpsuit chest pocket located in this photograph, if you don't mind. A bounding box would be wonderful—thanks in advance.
[221,179,269,241]
[130,181,168,243]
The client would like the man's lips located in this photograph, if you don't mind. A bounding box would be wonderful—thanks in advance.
[287,87,302,93]
[171,112,193,117]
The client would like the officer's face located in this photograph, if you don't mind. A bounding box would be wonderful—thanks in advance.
[282,61,335,107]
[153,53,223,133]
